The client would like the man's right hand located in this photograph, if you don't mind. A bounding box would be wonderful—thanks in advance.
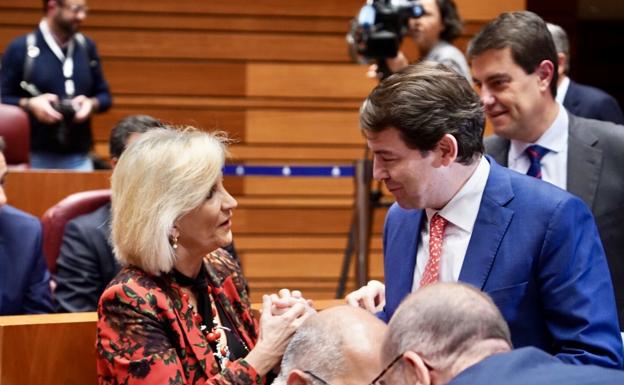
[345,279,386,313]
[26,93,63,124]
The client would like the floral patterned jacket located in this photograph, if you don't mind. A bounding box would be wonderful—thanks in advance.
[96,249,262,385]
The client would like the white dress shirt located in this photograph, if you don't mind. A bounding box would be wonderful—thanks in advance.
[556,76,571,105]
[507,104,569,190]
[412,156,490,291]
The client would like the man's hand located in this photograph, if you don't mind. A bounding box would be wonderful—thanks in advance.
[26,93,63,124]
[72,95,96,123]
[345,279,386,313]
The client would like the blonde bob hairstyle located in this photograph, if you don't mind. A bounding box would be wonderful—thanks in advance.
[111,127,229,275]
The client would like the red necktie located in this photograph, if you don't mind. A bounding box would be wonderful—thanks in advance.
[420,213,448,287]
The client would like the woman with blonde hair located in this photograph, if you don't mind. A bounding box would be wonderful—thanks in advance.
[96,127,310,385]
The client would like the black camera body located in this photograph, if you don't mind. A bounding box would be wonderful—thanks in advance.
[52,99,76,147]
[53,99,77,121]
[347,0,424,77]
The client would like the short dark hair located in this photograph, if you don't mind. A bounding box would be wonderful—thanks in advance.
[437,0,463,42]
[0,136,5,153]
[109,115,165,159]
[467,11,559,98]
[360,62,484,165]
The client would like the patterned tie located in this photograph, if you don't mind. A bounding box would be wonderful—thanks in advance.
[525,145,550,179]
[420,213,448,287]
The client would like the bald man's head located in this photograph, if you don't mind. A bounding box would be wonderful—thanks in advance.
[277,305,387,385]
[381,283,512,385]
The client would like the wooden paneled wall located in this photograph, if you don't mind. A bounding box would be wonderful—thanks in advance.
[0,0,525,301]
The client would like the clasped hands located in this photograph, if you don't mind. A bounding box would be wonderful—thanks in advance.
[26,93,95,124]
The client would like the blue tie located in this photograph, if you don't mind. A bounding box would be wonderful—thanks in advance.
[525,145,550,179]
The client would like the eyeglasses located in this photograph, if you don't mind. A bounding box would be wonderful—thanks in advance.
[303,370,332,385]
[369,352,435,385]
[58,1,89,15]
[369,354,403,385]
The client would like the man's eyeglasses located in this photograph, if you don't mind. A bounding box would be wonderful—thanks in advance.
[369,354,403,385]
[58,1,89,15]
[370,352,435,385]
[303,370,332,385]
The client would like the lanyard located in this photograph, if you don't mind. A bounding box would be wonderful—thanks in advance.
[39,19,76,96]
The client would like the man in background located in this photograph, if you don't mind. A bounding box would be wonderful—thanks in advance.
[378,283,624,385]
[0,136,54,315]
[547,22,623,125]
[1,0,111,169]
[55,115,164,312]
[274,305,386,385]
[470,11,624,330]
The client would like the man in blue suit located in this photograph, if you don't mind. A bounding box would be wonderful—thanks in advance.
[0,137,54,315]
[376,283,624,385]
[346,62,623,368]
[547,22,624,125]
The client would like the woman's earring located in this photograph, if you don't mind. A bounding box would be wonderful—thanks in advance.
[170,231,179,250]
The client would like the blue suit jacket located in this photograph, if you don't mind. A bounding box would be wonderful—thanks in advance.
[379,157,623,368]
[448,347,624,385]
[564,80,624,125]
[0,205,54,315]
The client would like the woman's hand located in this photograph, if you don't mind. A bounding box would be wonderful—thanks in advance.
[270,288,315,316]
[245,294,311,376]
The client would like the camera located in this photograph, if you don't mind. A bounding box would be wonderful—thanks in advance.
[52,99,77,147]
[347,0,424,78]
[52,99,77,121]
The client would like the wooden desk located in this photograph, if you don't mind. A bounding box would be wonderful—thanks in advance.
[0,312,98,385]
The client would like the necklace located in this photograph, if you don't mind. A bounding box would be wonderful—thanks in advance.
[174,269,249,370]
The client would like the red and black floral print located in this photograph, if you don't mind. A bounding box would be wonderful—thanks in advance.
[96,249,263,385]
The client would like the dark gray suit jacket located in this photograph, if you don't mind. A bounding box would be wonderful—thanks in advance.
[485,114,624,329]
[55,203,118,312]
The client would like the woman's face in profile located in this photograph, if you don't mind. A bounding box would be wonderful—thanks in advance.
[175,178,238,256]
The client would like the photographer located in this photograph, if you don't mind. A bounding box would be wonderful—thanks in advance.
[368,0,470,81]
[1,0,111,170]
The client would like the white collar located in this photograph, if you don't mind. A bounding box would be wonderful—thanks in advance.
[426,156,490,233]
[556,76,570,104]
[509,104,569,162]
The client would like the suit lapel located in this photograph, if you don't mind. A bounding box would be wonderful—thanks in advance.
[566,115,602,209]
[459,158,515,289]
[486,137,510,166]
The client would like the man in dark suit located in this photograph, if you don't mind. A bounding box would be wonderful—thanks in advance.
[376,283,624,385]
[468,12,624,330]
[547,22,624,125]
[0,137,54,315]
[54,115,164,312]
[345,61,623,368]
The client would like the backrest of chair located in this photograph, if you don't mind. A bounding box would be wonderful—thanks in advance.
[0,104,30,167]
[41,189,112,274]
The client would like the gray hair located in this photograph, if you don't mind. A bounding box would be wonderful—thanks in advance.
[275,314,348,385]
[383,283,512,373]
[546,22,570,74]
[111,127,229,275]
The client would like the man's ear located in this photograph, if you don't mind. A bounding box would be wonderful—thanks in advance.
[287,370,312,385]
[535,60,555,93]
[436,134,458,166]
[403,351,433,385]
[110,157,118,169]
